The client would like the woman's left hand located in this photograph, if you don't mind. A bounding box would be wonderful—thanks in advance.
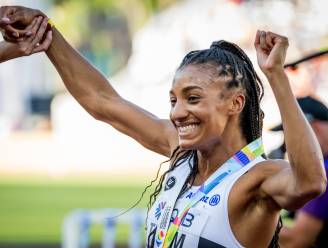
[0,16,52,62]
[0,6,45,41]
[254,30,289,77]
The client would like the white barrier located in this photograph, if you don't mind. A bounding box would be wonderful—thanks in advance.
[62,209,146,248]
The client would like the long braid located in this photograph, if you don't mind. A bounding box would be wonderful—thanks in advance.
[147,149,198,212]
[179,150,199,197]
[147,147,191,211]
[145,146,189,227]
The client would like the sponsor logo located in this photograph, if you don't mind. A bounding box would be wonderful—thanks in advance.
[200,196,209,203]
[159,206,172,229]
[185,191,221,206]
[155,202,166,220]
[209,194,220,206]
[185,192,194,199]
[171,232,186,248]
[185,192,211,204]
[165,176,176,191]
[171,209,195,228]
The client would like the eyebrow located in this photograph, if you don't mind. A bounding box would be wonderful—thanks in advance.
[170,85,204,95]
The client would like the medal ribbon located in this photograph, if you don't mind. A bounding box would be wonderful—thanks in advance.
[159,138,264,248]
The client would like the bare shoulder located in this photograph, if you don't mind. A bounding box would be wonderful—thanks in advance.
[248,159,290,180]
[235,159,290,189]
[229,159,291,208]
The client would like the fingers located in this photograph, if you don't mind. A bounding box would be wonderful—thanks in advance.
[265,32,274,48]
[26,16,43,41]
[0,11,19,26]
[24,18,50,55]
[29,17,49,47]
[1,21,34,42]
[254,30,270,52]
[4,16,39,38]
[6,15,44,41]
[254,30,260,48]
[259,31,270,52]
[2,30,18,42]
[254,30,288,51]
[0,17,11,26]
[5,24,21,38]
[0,6,15,26]
[25,17,39,36]
[0,7,45,38]
[265,31,288,47]
[31,30,52,54]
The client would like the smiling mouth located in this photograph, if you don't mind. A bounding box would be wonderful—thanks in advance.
[177,123,200,136]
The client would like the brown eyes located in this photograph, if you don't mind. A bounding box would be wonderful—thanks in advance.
[187,96,200,103]
[169,96,201,107]
[170,98,177,107]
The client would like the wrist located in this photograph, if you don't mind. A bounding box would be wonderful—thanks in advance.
[263,66,286,80]
[266,69,294,97]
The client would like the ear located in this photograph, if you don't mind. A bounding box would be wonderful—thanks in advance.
[228,92,245,115]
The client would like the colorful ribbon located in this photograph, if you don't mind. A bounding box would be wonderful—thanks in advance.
[159,138,264,248]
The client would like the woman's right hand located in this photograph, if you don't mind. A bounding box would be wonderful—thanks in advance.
[0,16,52,62]
[254,30,289,78]
[0,5,45,42]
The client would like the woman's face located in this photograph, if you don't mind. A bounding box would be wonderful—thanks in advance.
[169,64,237,150]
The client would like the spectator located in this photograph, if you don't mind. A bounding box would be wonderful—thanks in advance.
[278,96,328,248]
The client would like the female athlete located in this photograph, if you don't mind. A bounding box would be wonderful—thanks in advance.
[0,6,326,248]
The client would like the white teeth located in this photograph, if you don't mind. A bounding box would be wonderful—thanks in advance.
[178,124,198,133]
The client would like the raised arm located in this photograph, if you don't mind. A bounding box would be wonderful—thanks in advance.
[46,27,178,157]
[0,6,178,157]
[255,31,327,210]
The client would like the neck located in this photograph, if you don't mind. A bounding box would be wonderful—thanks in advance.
[194,126,248,185]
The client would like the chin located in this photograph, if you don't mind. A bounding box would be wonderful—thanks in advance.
[178,139,198,150]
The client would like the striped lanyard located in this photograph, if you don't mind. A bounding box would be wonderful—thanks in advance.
[159,138,264,248]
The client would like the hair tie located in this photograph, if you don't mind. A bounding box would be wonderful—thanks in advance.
[210,40,226,50]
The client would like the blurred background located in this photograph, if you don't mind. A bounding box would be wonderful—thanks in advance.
[0,0,327,247]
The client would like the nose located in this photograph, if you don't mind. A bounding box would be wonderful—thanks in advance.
[170,100,189,122]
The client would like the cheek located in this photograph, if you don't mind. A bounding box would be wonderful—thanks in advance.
[201,114,222,134]
[209,113,228,133]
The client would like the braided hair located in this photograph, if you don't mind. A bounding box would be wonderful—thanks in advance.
[178,40,265,143]
[147,40,281,247]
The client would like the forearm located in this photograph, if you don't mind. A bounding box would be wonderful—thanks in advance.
[268,70,326,196]
[46,28,119,118]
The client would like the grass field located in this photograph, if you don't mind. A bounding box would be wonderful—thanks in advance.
[0,176,154,246]
[0,175,294,247]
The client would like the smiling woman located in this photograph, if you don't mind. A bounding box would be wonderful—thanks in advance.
[148,40,271,247]
[0,5,326,248]
[168,42,263,178]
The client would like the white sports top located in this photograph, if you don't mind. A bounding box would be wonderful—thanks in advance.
[146,156,265,248]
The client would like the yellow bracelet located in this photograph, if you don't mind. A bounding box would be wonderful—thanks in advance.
[47,19,55,28]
